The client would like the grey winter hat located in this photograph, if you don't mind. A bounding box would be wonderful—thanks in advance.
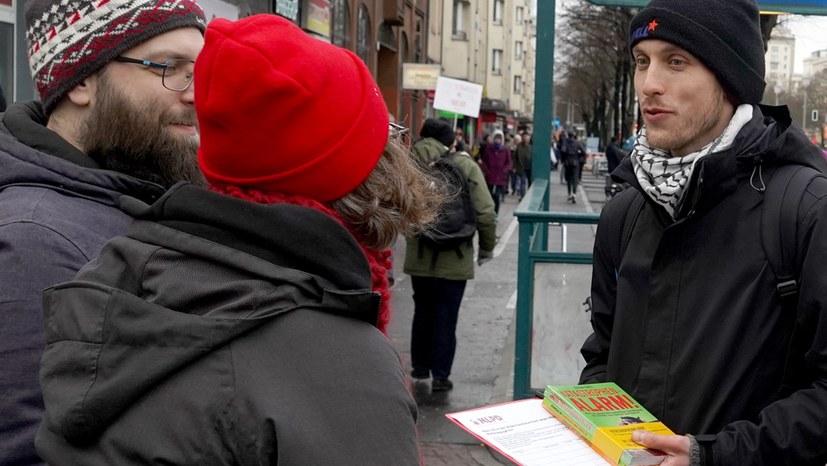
[629,0,766,105]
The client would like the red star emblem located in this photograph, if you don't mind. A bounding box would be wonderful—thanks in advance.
[648,19,659,31]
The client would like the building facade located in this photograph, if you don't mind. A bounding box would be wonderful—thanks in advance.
[765,25,796,96]
[434,0,534,143]
[804,49,827,78]
[0,0,428,133]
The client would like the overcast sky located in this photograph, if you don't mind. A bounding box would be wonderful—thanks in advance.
[783,14,827,74]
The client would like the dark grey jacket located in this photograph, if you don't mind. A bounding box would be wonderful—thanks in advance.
[35,183,420,465]
[581,105,827,465]
[0,101,163,466]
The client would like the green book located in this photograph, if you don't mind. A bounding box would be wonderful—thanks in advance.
[542,382,674,466]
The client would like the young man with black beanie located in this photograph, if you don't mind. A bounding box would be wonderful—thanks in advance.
[0,1,206,464]
[580,0,827,464]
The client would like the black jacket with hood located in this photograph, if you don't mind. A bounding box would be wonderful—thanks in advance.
[580,105,827,465]
[0,101,163,466]
[34,183,420,466]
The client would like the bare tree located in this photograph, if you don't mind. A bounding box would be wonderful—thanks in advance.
[555,2,633,149]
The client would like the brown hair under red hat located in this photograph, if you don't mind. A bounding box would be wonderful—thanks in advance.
[195,14,389,202]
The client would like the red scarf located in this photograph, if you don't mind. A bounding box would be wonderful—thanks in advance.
[210,185,392,334]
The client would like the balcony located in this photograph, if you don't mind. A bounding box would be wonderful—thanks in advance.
[383,0,404,25]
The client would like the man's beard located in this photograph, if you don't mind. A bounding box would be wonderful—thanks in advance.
[80,76,206,188]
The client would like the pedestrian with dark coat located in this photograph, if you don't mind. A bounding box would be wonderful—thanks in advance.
[0,1,206,463]
[35,14,438,465]
[480,129,511,214]
[474,132,490,163]
[580,0,827,464]
[604,136,623,198]
[514,132,533,200]
[559,131,584,203]
[605,136,622,173]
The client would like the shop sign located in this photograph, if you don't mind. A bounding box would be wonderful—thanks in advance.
[306,0,331,38]
[402,63,441,90]
[275,0,299,21]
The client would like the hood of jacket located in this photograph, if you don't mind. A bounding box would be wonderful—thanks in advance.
[0,101,164,205]
[39,183,381,444]
[613,104,827,217]
[412,136,449,164]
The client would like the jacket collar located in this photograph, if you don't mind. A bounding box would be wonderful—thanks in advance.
[122,182,378,320]
[2,100,99,169]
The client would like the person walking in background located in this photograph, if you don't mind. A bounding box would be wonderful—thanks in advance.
[507,133,520,195]
[573,133,587,181]
[555,131,566,182]
[0,1,206,463]
[480,130,511,215]
[406,117,497,392]
[514,131,533,200]
[604,135,623,198]
[455,126,466,151]
[473,132,490,164]
[35,14,438,465]
[559,131,583,203]
[581,0,827,464]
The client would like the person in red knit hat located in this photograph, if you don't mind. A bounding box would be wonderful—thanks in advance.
[35,13,441,465]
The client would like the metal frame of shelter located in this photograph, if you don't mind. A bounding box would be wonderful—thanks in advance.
[516,0,827,400]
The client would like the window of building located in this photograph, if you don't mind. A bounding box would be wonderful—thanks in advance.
[516,6,524,24]
[453,0,469,40]
[515,41,523,60]
[493,0,504,25]
[492,49,503,74]
[331,0,350,48]
[514,75,522,94]
[771,45,778,52]
[0,22,12,100]
[356,5,371,65]
[415,15,423,61]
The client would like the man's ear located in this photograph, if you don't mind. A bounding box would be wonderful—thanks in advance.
[65,74,98,107]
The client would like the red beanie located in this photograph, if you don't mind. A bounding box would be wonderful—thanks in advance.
[195,14,389,202]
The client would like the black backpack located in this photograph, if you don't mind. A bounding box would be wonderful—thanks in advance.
[418,153,477,263]
[610,163,826,390]
[561,138,582,167]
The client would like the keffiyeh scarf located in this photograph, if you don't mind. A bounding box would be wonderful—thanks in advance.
[631,104,753,218]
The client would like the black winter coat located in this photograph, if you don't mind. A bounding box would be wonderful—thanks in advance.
[581,105,827,465]
[35,183,420,466]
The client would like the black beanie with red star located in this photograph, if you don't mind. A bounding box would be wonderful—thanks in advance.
[628,0,766,105]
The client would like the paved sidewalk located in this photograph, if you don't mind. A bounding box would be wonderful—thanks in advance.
[389,173,593,466]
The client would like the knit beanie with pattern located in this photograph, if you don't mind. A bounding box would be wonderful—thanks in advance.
[628,0,766,105]
[26,0,206,115]
[195,14,389,202]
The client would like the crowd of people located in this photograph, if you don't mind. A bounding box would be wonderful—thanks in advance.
[1,0,826,464]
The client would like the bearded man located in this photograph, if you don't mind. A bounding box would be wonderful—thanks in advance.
[0,1,206,464]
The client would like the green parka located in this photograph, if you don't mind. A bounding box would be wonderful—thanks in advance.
[403,137,497,280]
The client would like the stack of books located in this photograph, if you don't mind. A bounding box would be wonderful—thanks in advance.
[542,382,674,466]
